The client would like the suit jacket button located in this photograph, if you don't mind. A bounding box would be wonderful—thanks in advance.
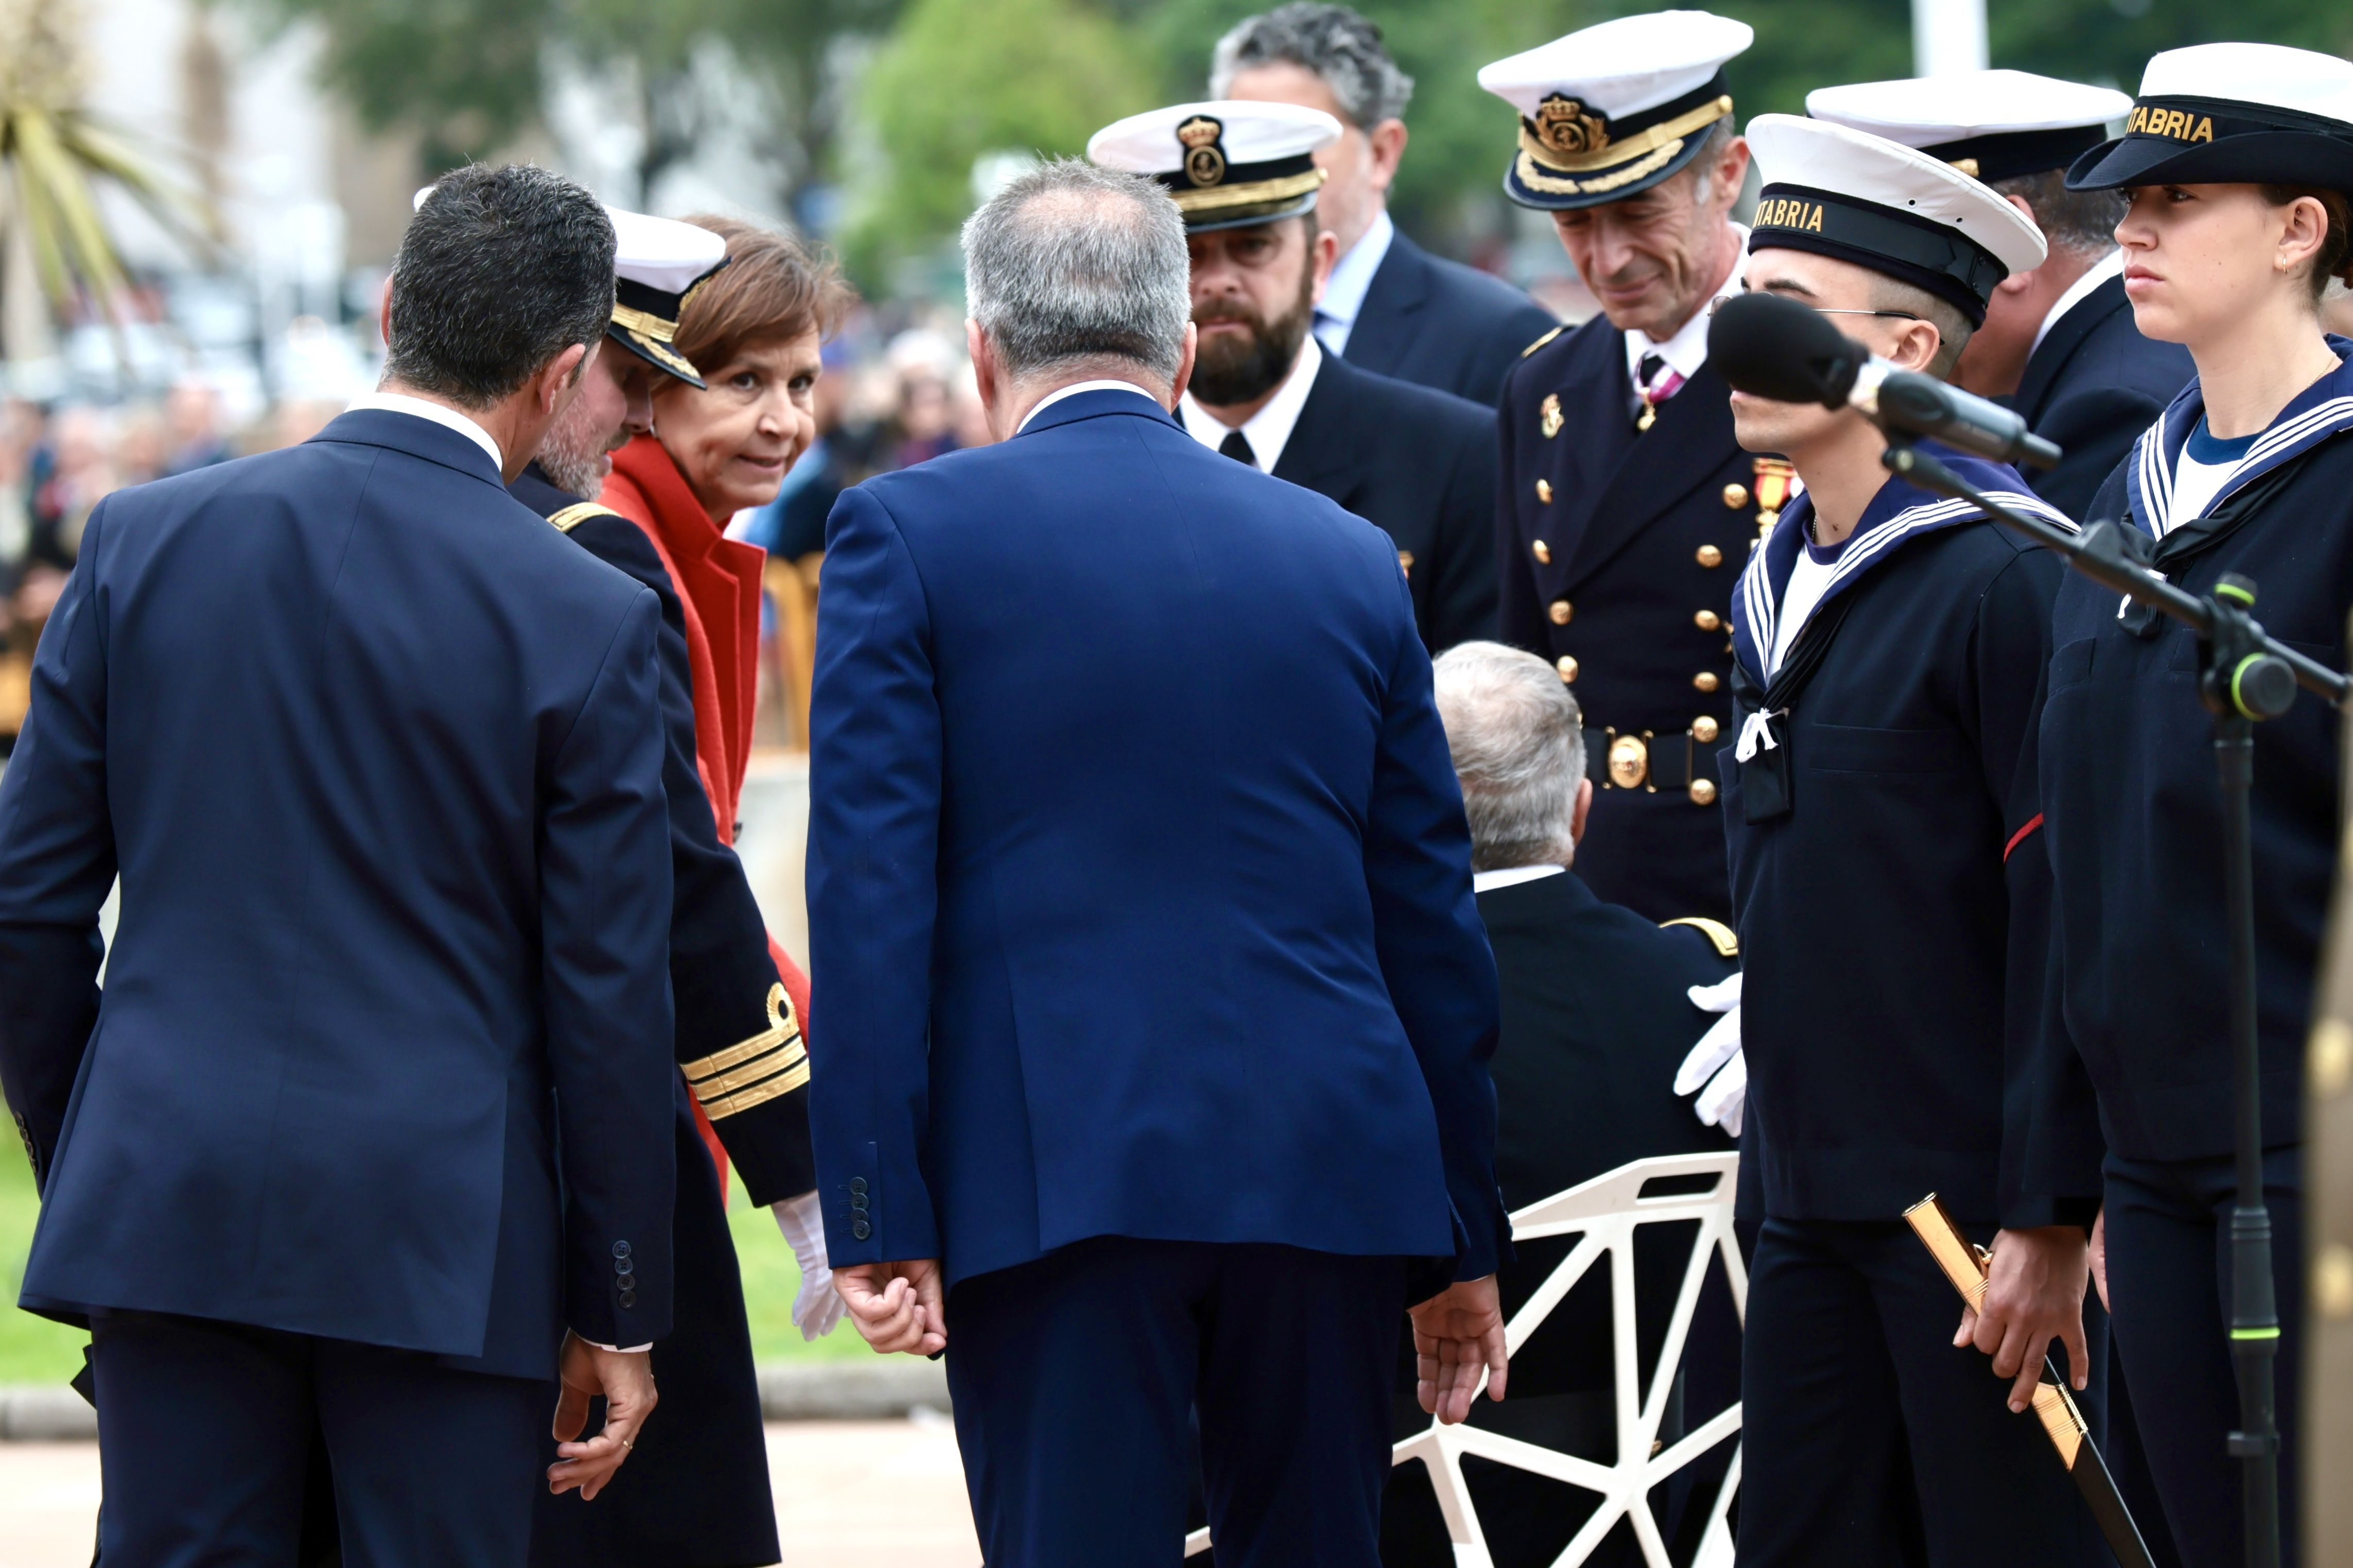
[1696,544,1724,568]
[1534,479,1553,504]
[1693,715,1721,744]
[1694,609,1722,631]
[619,1289,637,1309]
[849,1177,868,1197]
[612,1240,632,1260]
[1693,671,1720,693]
[1556,656,1578,683]
[1723,483,1750,509]
[851,1219,872,1241]
[1531,538,1551,563]
[1690,779,1719,806]
[1548,599,1572,625]
[616,1257,633,1276]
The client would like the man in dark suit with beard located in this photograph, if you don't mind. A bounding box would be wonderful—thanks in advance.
[1212,3,1557,405]
[1089,98,1499,652]
[1806,71,2194,521]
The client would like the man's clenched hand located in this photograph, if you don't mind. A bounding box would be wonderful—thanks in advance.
[1409,1275,1509,1425]
[837,1259,946,1356]
[549,1333,658,1500]
[1952,1225,2090,1412]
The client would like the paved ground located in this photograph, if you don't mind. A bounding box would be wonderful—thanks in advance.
[0,1419,980,1567]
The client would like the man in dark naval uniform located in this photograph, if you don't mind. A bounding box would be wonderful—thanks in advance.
[1808,69,2194,520]
[1718,115,2107,1565]
[1380,639,1739,1568]
[1479,11,1767,925]
[1088,98,1499,652]
[1210,3,1557,403]
[508,208,829,1568]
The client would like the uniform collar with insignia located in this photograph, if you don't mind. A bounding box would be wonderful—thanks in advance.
[1731,443,2075,687]
[2124,340,2353,540]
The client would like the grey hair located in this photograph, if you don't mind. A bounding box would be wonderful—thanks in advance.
[1992,168,2125,257]
[1431,642,1587,873]
[963,158,1191,384]
[1209,3,1413,130]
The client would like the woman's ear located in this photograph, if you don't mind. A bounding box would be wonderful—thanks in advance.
[2278,194,2330,279]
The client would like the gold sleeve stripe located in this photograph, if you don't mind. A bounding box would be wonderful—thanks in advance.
[1662,916,1740,958]
[691,1041,808,1101]
[548,503,624,534]
[702,1058,810,1120]
[680,983,802,1080]
[1521,325,1565,358]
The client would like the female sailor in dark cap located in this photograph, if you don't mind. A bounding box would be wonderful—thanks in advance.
[2035,41,2353,1568]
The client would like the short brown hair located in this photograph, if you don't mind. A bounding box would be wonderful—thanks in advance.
[2260,186,2353,300]
[671,216,854,376]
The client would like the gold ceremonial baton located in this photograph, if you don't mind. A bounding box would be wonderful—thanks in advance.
[1903,1194,2159,1568]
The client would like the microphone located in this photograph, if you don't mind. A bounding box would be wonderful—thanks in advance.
[1707,291,2060,471]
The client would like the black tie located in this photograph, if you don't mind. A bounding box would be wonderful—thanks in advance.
[1218,428,1257,469]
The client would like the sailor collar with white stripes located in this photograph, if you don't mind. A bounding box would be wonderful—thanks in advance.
[1731,443,2077,688]
[2124,338,2353,540]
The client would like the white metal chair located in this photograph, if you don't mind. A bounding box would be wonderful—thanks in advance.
[1183,1151,1744,1567]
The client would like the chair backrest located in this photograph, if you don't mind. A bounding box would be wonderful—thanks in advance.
[762,553,822,751]
[1183,1151,1745,1568]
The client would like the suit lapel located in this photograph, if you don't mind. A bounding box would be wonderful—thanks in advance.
[1270,352,1361,494]
[2011,275,2128,425]
[1557,359,1737,593]
[1340,232,1429,371]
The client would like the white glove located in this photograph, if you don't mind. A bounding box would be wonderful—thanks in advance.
[773,1189,845,1340]
[1676,974,1747,1140]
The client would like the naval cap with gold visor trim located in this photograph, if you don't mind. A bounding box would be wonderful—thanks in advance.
[1477,10,1753,211]
[1087,100,1340,232]
[412,186,729,388]
[1805,70,2132,187]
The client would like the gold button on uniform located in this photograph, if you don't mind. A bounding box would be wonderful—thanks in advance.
[1556,655,1579,682]
[1536,478,1553,503]
[1694,609,1721,631]
[1548,599,1573,625]
[1723,484,1749,509]
[1693,715,1720,744]
[1693,671,1720,693]
[1689,779,1719,806]
[1696,544,1723,568]
[1532,539,1551,564]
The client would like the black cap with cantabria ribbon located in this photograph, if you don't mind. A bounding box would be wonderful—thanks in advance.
[2066,43,2353,195]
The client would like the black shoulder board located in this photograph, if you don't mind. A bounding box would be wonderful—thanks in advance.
[1661,916,1739,958]
[548,502,625,535]
[1521,324,1565,358]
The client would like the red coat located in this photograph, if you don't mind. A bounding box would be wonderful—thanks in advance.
[602,435,810,1184]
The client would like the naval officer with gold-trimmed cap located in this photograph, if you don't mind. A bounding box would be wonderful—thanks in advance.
[1089,100,1502,650]
[1481,11,1762,928]
[1807,70,2192,518]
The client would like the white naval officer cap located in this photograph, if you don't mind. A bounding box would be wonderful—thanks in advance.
[1476,11,1754,211]
[2065,43,2353,195]
[1087,100,1341,232]
[1744,115,2048,325]
[409,185,729,386]
[1805,70,2134,184]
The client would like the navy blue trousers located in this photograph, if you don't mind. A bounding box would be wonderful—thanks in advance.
[2103,1150,2303,1568]
[89,1307,544,1568]
[945,1236,1406,1568]
[1737,1218,2108,1567]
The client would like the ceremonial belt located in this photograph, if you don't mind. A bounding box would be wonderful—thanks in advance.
[680,983,808,1120]
[1582,721,1721,805]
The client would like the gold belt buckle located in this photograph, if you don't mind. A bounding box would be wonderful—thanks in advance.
[1608,731,1650,790]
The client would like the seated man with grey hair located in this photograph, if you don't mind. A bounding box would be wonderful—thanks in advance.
[806,157,1512,1568]
[1385,641,1738,1568]
[1214,2,1556,402]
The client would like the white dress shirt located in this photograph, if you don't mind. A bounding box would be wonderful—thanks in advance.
[1314,210,1396,358]
[1016,378,1163,435]
[1179,335,1324,474]
[343,391,505,474]
[1623,224,1750,390]
[1472,864,1566,893]
[2030,248,2125,357]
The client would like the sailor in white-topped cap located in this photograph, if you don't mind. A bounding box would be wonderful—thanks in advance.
[1088,100,1503,652]
[2025,43,2353,1568]
[1806,71,2190,518]
[1718,113,2112,1567]
[1479,11,1763,938]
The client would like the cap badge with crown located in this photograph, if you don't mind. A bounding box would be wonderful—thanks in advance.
[1177,116,1228,187]
[1533,96,1612,160]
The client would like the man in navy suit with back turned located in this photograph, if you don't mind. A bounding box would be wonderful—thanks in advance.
[0,163,678,1567]
[1214,4,1557,404]
[809,158,1511,1568]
